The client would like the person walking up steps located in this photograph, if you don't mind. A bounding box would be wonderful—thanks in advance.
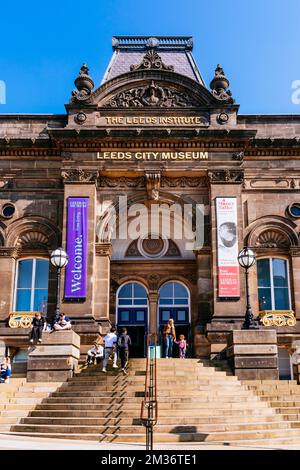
[117,327,132,375]
[102,327,118,373]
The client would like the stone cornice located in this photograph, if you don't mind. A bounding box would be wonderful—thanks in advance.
[0,247,50,258]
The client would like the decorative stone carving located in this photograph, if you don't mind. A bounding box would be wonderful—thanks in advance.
[232,151,244,161]
[9,312,36,329]
[16,231,49,248]
[62,169,98,183]
[95,243,112,257]
[147,273,161,290]
[125,240,141,258]
[184,272,198,284]
[161,176,208,188]
[255,229,290,248]
[130,49,174,72]
[71,64,94,103]
[259,310,296,327]
[145,171,161,200]
[106,81,198,108]
[210,65,235,104]
[208,170,244,184]
[99,176,145,188]
[165,239,181,257]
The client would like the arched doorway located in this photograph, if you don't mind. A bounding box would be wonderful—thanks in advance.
[158,281,191,357]
[116,282,149,357]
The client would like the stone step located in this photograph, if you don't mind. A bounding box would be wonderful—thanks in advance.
[33,404,275,416]
[18,418,294,433]
[9,428,300,443]
[53,387,256,397]
[26,411,286,423]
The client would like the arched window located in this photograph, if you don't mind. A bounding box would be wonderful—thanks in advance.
[14,259,49,312]
[118,282,148,307]
[158,281,190,324]
[159,281,189,306]
[257,258,291,311]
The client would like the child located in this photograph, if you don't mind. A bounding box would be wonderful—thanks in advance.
[86,343,104,366]
[177,334,188,359]
[0,357,11,383]
[29,312,46,344]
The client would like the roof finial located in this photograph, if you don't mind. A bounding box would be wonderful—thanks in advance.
[210,64,234,103]
[72,63,94,102]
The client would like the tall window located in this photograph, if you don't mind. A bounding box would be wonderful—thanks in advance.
[159,282,189,306]
[257,258,291,311]
[15,259,49,312]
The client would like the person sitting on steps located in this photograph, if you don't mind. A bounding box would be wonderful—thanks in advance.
[0,357,11,384]
[29,312,47,344]
[86,342,104,366]
[53,313,72,331]
[102,327,118,373]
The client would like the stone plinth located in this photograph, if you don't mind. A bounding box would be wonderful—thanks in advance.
[27,330,80,382]
[72,319,102,360]
[227,330,279,380]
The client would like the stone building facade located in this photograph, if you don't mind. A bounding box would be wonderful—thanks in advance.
[1,36,300,377]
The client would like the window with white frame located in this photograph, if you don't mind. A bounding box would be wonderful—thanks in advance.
[14,259,49,312]
[257,258,291,311]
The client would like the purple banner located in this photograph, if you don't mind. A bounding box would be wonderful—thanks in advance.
[64,197,89,299]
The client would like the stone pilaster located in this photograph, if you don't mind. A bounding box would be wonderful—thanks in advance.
[0,249,17,324]
[148,292,159,335]
[94,243,112,324]
[290,249,300,319]
[209,173,246,323]
[61,180,97,319]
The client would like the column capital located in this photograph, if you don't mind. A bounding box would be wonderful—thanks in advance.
[95,243,112,258]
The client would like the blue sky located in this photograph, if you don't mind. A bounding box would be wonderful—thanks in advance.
[0,0,299,114]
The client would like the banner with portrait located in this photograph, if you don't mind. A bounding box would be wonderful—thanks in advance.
[216,197,240,298]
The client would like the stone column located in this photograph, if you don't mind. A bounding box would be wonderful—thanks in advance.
[94,243,112,333]
[61,175,97,319]
[227,330,279,380]
[0,249,16,326]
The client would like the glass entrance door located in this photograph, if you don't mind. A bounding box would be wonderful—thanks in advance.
[116,283,148,358]
[158,282,191,357]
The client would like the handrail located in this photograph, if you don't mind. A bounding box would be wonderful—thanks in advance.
[140,333,158,450]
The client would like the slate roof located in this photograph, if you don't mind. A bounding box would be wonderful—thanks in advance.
[101,36,206,86]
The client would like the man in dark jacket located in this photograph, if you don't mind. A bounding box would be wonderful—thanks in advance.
[29,312,46,343]
[117,328,132,375]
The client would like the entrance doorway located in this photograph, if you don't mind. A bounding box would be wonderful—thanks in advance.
[158,281,191,357]
[116,282,148,357]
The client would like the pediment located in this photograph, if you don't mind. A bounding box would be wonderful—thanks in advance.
[68,69,231,110]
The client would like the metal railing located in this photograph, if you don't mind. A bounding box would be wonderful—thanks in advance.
[140,334,158,450]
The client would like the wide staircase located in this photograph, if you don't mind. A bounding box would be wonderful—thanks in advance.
[2,359,300,445]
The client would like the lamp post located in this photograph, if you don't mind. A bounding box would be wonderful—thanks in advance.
[237,247,259,330]
[50,248,68,321]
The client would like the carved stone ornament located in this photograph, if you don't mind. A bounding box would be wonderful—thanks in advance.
[259,310,296,327]
[147,273,161,290]
[95,243,112,257]
[99,176,145,188]
[210,65,235,104]
[71,64,94,103]
[208,170,244,184]
[161,176,208,188]
[255,229,290,249]
[145,171,161,201]
[107,81,198,108]
[130,49,174,72]
[62,169,98,183]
